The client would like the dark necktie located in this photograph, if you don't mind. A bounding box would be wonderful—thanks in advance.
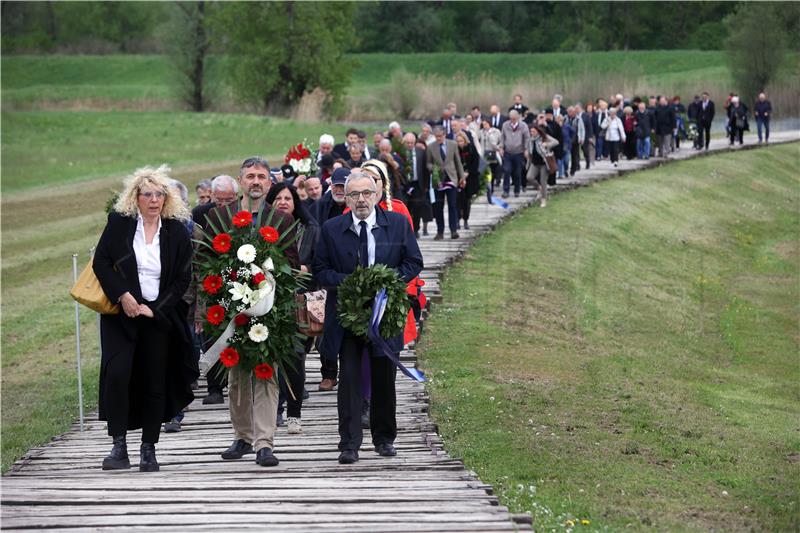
[439,143,446,162]
[358,220,369,268]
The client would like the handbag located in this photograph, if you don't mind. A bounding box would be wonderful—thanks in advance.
[70,259,120,314]
[295,289,326,337]
[545,154,558,174]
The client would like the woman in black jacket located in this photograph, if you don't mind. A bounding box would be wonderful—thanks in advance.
[455,132,480,230]
[93,165,197,472]
[727,96,748,146]
[265,182,320,434]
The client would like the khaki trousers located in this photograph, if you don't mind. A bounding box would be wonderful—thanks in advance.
[228,365,278,452]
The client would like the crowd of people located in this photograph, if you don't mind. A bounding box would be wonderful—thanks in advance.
[92,89,773,471]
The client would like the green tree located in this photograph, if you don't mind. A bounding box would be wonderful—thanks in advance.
[724,2,790,104]
[213,1,355,114]
[164,1,212,111]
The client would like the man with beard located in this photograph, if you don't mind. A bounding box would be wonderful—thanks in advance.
[204,157,299,467]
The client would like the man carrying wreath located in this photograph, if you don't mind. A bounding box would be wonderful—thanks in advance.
[313,172,423,464]
[204,156,300,467]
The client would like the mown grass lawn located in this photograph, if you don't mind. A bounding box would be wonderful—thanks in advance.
[418,144,800,531]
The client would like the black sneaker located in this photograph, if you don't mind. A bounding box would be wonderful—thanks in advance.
[221,439,253,460]
[164,417,181,433]
[203,391,224,405]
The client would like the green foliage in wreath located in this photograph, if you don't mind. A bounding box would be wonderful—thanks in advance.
[337,264,409,340]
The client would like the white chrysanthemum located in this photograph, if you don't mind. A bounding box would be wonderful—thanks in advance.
[237,244,257,263]
[248,323,269,342]
[297,158,311,173]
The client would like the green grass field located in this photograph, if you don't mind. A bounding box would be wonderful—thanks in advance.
[418,144,800,531]
[1,50,734,109]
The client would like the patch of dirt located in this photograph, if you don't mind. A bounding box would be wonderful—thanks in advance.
[773,240,799,262]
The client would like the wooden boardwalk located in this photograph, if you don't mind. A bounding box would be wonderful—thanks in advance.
[2,131,797,532]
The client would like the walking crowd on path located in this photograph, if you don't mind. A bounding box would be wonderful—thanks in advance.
[84,88,773,472]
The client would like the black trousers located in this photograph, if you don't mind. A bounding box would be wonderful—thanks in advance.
[105,317,168,443]
[279,345,307,419]
[337,333,397,452]
[320,333,338,380]
[729,127,744,145]
[433,187,458,234]
[609,141,621,163]
[570,142,581,175]
[699,123,712,149]
[457,189,473,223]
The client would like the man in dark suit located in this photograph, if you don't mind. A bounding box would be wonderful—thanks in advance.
[698,92,715,151]
[313,172,423,464]
[508,94,529,118]
[333,128,371,160]
[426,126,464,240]
[488,104,507,129]
[403,132,432,238]
[575,104,595,169]
[435,109,454,139]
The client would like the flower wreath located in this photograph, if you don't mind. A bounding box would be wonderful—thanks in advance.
[195,206,307,378]
[337,265,410,340]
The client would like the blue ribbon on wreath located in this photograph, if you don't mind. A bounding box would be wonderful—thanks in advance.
[368,288,426,383]
[489,195,511,209]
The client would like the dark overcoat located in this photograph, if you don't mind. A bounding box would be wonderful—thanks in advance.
[312,207,423,361]
[93,212,197,428]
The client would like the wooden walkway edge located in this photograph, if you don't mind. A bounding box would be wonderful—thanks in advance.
[2,131,798,532]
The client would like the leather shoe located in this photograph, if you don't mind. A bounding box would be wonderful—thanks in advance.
[221,439,253,460]
[463,222,470,230]
[203,391,224,405]
[375,442,397,457]
[338,449,359,464]
[433,233,444,241]
[139,443,159,472]
[450,231,459,239]
[255,447,279,467]
[102,435,130,470]
[318,378,337,391]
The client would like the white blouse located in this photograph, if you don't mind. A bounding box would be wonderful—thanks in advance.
[133,214,162,302]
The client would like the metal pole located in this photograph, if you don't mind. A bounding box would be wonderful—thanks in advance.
[72,254,85,432]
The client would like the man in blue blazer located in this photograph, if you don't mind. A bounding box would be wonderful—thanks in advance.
[313,172,423,464]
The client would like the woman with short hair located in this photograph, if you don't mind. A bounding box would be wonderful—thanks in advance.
[93,165,197,472]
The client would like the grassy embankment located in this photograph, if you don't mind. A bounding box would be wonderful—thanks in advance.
[8,50,799,119]
[418,144,800,531]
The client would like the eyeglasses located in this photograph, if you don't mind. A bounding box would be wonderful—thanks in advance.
[345,190,376,200]
[139,191,166,200]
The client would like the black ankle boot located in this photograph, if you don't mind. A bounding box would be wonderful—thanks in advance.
[139,443,159,472]
[102,435,130,470]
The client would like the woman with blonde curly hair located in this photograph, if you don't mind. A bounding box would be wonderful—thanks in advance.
[93,165,197,472]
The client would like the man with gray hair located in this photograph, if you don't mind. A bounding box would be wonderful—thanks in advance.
[317,134,335,163]
[388,121,403,139]
[191,174,239,226]
[498,109,530,198]
[313,171,423,464]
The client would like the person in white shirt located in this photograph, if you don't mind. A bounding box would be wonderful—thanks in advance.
[602,108,627,167]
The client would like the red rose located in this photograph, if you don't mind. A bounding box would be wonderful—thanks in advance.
[206,305,226,326]
[212,233,232,253]
[259,226,279,243]
[254,362,274,380]
[234,313,249,327]
[202,275,223,295]
[252,272,266,285]
[232,210,253,228]
[219,347,239,368]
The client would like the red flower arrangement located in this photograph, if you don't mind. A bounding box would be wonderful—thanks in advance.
[232,210,253,228]
[219,347,240,368]
[259,226,279,243]
[284,141,315,175]
[212,233,232,253]
[202,275,223,295]
[206,305,226,326]
[195,205,307,376]
[254,362,274,380]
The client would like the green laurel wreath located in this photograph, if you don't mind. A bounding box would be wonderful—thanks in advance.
[337,264,409,340]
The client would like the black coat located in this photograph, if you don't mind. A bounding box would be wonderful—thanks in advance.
[310,191,346,225]
[404,146,433,220]
[93,212,197,428]
[654,105,676,135]
[698,100,715,126]
[546,120,564,159]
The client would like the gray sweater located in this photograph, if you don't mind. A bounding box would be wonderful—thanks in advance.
[499,120,530,155]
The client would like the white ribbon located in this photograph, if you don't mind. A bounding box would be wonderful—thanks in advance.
[199,270,276,376]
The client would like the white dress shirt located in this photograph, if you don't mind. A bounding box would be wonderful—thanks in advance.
[350,209,377,267]
[133,213,162,302]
